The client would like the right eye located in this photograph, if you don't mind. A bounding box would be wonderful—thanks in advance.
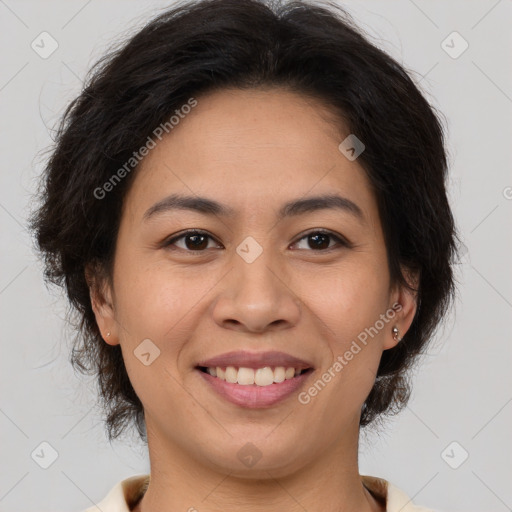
[163,229,222,252]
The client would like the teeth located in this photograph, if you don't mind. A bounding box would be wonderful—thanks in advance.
[237,367,255,385]
[274,366,285,383]
[225,366,238,383]
[254,367,274,386]
[205,366,307,386]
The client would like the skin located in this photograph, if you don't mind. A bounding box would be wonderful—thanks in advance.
[89,87,418,512]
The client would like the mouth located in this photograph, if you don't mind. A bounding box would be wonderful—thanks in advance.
[195,365,315,408]
[196,365,313,384]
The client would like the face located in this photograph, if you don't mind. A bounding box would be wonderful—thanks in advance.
[91,87,417,477]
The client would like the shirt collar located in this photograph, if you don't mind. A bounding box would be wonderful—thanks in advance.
[86,473,433,512]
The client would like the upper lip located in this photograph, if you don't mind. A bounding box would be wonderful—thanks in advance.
[196,350,314,370]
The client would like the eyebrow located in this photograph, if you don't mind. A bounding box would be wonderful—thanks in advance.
[143,193,365,224]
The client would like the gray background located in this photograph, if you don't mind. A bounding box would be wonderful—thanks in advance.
[1,1,511,511]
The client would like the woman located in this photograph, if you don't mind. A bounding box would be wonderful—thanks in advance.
[30,0,460,510]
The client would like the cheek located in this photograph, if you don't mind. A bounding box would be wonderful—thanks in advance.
[112,255,216,380]
[114,254,192,336]
[304,261,390,339]
[112,259,193,410]
[302,264,388,392]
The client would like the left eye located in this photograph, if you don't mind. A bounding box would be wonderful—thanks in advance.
[292,230,348,251]
[163,229,349,252]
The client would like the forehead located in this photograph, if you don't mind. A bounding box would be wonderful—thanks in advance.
[122,87,379,230]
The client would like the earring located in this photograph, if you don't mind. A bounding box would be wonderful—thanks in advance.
[106,331,111,338]
[392,326,402,342]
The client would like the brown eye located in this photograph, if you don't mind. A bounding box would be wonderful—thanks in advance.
[163,228,350,254]
[164,230,220,252]
[292,230,349,251]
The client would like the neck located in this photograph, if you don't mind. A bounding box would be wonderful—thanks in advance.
[134,417,384,512]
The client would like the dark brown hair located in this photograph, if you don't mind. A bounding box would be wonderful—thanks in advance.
[29,0,461,442]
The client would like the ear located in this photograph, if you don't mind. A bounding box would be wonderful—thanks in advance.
[85,262,119,346]
[383,265,420,351]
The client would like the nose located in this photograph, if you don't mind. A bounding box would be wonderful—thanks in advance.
[211,243,302,334]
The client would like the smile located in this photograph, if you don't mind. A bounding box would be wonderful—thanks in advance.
[196,365,314,408]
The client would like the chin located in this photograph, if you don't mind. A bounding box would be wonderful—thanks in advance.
[196,438,308,478]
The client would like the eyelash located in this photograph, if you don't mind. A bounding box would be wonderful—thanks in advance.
[162,228,351,253]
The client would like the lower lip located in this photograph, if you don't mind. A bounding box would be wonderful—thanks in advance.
[196,368,313,408]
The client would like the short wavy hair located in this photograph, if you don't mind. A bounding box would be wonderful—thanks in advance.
[29,0,461,443]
